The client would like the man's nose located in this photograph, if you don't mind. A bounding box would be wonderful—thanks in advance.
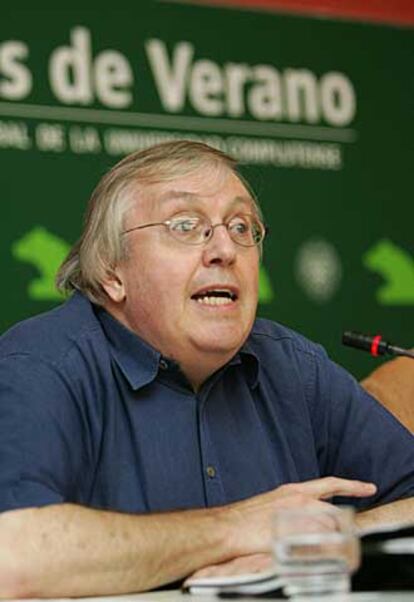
[201,224,237,267]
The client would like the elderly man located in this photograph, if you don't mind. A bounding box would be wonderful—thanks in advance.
[0,141,413,597]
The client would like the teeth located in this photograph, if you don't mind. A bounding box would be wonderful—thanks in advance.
[196,296,235,306]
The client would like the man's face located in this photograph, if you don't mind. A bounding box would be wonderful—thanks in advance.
[104,165,260,384]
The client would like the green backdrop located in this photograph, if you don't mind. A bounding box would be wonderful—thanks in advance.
[1,4,413,378]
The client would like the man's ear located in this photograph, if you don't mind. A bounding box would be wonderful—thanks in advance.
[101,268,126,303]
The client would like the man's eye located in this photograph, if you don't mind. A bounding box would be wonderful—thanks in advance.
[170,218,200,233]
[229,218,249,234]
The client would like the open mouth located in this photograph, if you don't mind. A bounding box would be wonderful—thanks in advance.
[191,288,238,306]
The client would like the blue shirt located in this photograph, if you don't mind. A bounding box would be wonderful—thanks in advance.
[0,292,413,513]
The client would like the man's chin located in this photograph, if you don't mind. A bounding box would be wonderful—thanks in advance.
[189,330,247,356]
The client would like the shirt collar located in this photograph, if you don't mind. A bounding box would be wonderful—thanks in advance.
[229,338,260,389]
[95,306,260,391]
[95,307,161,390]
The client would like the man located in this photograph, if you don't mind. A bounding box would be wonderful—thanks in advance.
[0,140,413,597]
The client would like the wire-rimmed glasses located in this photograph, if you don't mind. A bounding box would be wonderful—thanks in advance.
[122,213,267,247]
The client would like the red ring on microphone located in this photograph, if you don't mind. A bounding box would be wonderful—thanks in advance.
[371,335,382,356]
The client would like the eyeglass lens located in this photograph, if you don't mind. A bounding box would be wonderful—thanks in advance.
[167,214,264,246]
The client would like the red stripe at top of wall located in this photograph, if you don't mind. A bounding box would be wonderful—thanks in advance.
[187,0,414,26]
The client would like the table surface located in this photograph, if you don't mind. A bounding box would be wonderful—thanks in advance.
[129,593,413,602]
[3,591,412,602]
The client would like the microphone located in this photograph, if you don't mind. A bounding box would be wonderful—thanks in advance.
[342,331,414,359]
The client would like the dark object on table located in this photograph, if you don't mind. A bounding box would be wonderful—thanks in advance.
[354,524,414,591]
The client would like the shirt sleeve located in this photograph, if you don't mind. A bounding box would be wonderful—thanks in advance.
[310,350,414,509]
[0,353,90,511]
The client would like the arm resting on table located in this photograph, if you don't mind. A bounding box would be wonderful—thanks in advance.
[0,503,236,598]
[0,477,376,598]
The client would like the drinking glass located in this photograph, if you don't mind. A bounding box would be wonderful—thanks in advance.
[272,505,360,599]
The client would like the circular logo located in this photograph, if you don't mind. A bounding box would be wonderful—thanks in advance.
[295,238,342,303]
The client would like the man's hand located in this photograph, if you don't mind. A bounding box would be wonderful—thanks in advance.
[224,476,377,556]
[185,477,376,583]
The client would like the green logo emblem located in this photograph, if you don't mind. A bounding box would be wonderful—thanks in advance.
[12,227,70,301]
[364,239,414,305]
[259,265,274,304]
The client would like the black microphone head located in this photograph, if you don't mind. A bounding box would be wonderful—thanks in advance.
[342,331,388,356]
[342,331,373,352]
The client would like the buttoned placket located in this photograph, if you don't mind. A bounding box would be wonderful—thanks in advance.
[196,382,227,507]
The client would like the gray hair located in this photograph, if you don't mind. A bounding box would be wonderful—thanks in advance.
[56,140,260,304]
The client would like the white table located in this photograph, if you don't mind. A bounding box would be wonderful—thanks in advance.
[6,591,412,602]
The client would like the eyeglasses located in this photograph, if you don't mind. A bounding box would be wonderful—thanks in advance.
[122,213,267,247]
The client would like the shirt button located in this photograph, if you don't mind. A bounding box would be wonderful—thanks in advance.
[206,466,216,478]
[159,359,168,370]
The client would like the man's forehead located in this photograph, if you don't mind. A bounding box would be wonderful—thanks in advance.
[155,189,254,208]
[130,174,255,219]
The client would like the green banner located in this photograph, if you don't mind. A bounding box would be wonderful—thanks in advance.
[1,4,413,378]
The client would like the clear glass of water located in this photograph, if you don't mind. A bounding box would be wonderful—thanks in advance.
[272,505,360,599]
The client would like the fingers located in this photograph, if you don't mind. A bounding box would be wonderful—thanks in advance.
[284,477,377,500]
[277,497,337,513]
[233,477,376,521]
